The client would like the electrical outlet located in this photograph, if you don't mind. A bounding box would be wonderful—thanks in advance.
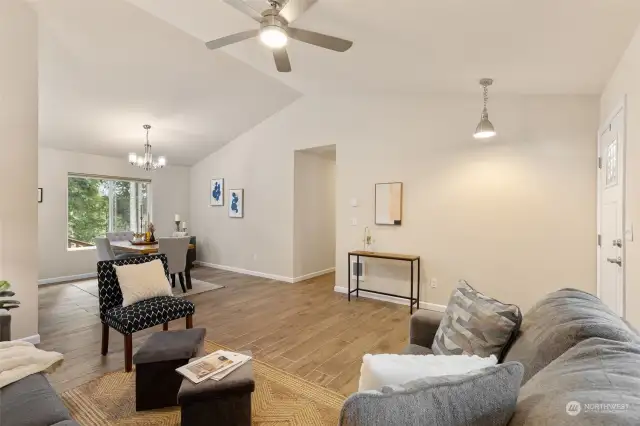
[430,278,438,289]
[253,253,258,261]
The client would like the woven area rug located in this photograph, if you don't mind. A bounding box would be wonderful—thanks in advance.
[61,341,346,425]
[72,278,224,298]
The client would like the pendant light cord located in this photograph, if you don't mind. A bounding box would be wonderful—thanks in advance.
[483,84,488,110]
[481,83,489,119]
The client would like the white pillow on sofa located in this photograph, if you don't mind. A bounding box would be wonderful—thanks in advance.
[113,259,173,307]
[358,353,497,392]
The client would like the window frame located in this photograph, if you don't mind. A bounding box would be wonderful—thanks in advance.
[66,173,152,251]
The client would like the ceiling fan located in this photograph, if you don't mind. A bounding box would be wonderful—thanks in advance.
[205,0,353,72]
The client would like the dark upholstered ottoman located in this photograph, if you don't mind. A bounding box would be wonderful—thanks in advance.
[133,328,206,411]
[178,350,255,426]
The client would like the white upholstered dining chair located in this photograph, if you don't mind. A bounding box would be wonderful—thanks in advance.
[95,237,140,261]
[158,237,191,293]
[106,231,134,242]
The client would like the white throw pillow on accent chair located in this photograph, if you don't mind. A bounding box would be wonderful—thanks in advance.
[358,353,498,392]
[113,259,173,307]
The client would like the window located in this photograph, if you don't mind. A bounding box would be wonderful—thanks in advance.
[67,174,151,249]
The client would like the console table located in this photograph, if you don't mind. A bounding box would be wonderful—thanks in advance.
[347,251,421,314]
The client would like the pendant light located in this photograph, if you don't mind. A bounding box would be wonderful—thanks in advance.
[474,78,496,139]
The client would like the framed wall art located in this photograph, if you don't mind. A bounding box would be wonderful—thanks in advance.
[375,182,403,225]
[228,189,244,218]
[210,178,224,206]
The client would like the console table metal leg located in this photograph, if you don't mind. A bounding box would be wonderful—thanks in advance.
[410,261,414,314]
[347,254,351,302]
[417,258,421,311]
[356,255,360,298]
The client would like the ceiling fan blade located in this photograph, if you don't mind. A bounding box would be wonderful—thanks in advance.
[273,48,292,72]
[223,0,263,22]
[279,0,317,24]
[205,30,259,50]
[288,28,353,52]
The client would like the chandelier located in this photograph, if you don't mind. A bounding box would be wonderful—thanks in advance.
[128,124,166,171]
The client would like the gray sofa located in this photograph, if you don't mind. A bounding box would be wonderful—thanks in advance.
[340,289,640,425]
[0,373,79,426]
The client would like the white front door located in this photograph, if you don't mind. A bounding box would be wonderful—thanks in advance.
[598,108,625,316]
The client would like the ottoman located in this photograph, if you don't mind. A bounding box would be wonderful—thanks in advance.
[133,328,206,411]
[178,350,255,426]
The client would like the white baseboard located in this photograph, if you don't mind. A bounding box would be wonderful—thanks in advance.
[333,286,446,312]
[38,272,97,286]
[292,268,335,283]
[194,261,294,283]
[18,334,41,345]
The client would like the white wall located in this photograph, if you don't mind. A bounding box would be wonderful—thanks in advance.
[38,148,190,282]
[0,0,39,340]
[601,23,640,328]
[293,151,336,279]
[190,94,598,312]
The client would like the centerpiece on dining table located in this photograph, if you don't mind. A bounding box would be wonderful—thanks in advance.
[131,223,156,245]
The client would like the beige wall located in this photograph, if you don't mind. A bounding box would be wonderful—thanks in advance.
[601,23,640,328]
[190,95,598,311]
[293,151,336,279]
[0,0,39,339]
[38,148,190,282]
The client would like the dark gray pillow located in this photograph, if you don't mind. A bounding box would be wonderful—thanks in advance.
[339,362,524,426]
[510,338,640,426]
[432,281,522,360]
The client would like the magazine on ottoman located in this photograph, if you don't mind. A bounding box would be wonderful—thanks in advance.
[177,350,252,383]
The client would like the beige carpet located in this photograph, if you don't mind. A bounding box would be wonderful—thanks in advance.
[61,341,346,426]
[72,278,224,298]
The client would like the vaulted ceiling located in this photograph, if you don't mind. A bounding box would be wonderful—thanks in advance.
[125,0,640,94]
[34,0,300,165]
[32,0,640,164]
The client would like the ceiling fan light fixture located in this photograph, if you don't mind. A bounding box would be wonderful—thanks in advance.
[474,78,496,139]
[260,26,288,49]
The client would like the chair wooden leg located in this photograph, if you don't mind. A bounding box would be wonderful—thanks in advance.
[186,315,193,329]
[124,334,133,372]
[101,323,109,356]
[185,265,193,290]
[178,272,187,293]
[171,274,176,288]
[163,322,169,331]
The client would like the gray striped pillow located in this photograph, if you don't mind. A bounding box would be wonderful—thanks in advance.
[432,281,522,360]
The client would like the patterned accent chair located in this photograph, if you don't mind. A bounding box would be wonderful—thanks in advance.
[97,254,195,372]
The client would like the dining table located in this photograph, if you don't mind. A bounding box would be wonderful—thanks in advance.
[111,240,196,290]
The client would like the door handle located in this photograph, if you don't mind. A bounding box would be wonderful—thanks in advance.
[613,239,623,248]
[607,257,622,266]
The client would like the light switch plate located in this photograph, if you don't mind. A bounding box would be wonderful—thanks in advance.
[625,224,634,242]
[350,198,358,207]
[351,218,358,226]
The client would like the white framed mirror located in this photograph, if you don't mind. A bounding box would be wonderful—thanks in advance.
[375,182,403,225]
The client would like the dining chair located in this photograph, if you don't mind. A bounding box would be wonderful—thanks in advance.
[95,237,139,261]
[106,231,134,242]
[158,237,191,293]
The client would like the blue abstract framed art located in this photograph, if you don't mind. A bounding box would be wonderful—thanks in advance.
[210,178,224,206]
[229,189,244,218]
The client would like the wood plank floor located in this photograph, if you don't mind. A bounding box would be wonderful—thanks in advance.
[39,266,411,396]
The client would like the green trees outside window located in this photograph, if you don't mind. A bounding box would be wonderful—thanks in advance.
[67,176,150,248]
